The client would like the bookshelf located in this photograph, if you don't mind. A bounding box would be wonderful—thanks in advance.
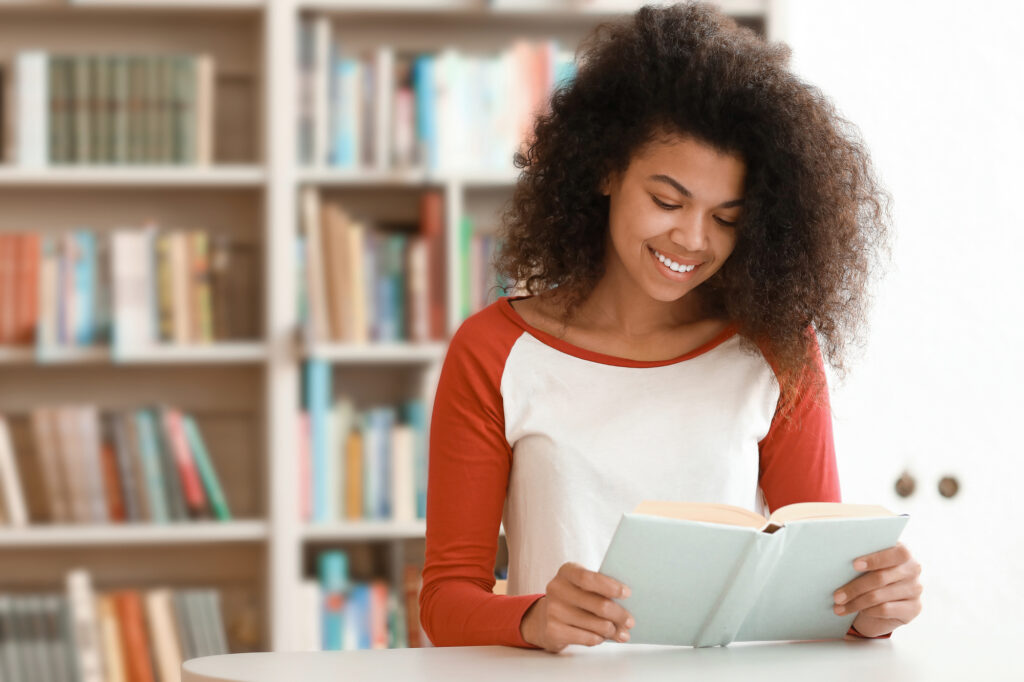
[0,0,775,660]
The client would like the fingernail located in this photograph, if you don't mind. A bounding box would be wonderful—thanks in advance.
[617,630,631,642]
[834,605,845,614]
[854,560,867,570]
[834,591,846,604]
[625,617,635,628]
[621,586,631,598]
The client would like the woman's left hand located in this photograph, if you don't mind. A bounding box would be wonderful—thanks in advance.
[832,542,923,638]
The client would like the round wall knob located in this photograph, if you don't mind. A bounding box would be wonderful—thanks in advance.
[894,470,916,498]
[938,475,959,498]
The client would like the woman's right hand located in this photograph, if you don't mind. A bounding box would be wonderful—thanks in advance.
[519,561,635,653]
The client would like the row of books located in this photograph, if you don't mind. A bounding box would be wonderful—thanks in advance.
[110,227,257,352]
[0,406,231,527]
[300,363,427,524]
[458,216,512,319]
[297,551,428,650]
[296,19,575,172]
[0,569,228,682]
[298,188,445,344]
[12,51,215,167]
[0,229,256,354]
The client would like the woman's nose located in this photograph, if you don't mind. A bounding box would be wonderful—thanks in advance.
[669,212,708,253]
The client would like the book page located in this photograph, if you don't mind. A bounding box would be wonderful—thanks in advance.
[768,502,895,526]
[633,500,767,529]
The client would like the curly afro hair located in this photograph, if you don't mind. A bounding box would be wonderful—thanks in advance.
[495,1,892,411]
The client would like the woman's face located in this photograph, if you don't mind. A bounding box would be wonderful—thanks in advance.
[600,134,745,304]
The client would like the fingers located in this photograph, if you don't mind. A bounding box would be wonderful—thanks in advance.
[852,542,913,571]
[834,555,922,605]
[834,577,924,616]
[549,575,634,630]
[560,562,631,600]
[549,601,632,643]
[855,598,923,624]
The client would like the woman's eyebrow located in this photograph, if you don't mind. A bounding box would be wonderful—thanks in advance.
[646,174,744,208]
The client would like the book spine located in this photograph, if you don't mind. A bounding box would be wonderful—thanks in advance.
[306,359,331,522]
[151,407,188,521]
[96,594,127,682]
[161,408,207,518]
[66,569,105,682]
[181,414,231,521]
[133,410,170,523]
[0,416,28,526]
[17,51,49,167]
[144,589,183,682]
[114,591,156,682]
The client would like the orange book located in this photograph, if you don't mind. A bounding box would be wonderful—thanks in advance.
[344,430,362,520]
[403,563,422,648]
[114,590,157,682]
[100,435,126,522]
[0,234,13,343]
[417,191,446,341]
[14,233,40,345]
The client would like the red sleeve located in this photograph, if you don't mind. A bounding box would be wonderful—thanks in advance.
[757,329,892,640]
[419,307,544,648]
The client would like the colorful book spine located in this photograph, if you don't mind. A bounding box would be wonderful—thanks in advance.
[133,410,170,523]
[318,550,349,651]
[181,414,231,521]
[306,359,331,523]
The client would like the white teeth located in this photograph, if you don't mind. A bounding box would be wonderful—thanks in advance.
[652,248,695,273]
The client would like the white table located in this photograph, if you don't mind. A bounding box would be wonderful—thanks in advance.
[183,632,1022,682]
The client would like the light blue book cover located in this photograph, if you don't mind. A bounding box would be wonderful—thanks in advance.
[598,501,909,647]
[73,230,96,345]
[319,550,349,651]
[306,360,331,522]
[413,54,436,171]
[402,399,428,519]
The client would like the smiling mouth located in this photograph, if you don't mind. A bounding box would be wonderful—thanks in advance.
[648,246,702,280]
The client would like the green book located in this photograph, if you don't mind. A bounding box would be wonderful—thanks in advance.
[598,500,909,647]
[181,414,231,521]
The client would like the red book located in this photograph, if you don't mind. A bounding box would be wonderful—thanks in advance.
[114,590,157,682]
[14,234,40,345]
[161,408,208,517]
[370,579,390,649]
[100,437,126,522]
[418,191,446,341]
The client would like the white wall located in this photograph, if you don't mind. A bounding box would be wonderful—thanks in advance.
[776,0,1024,644]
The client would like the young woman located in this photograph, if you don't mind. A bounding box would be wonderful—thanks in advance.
[419,2,923,653]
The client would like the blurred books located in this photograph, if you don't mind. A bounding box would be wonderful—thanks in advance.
[13,51,215,168]
[297,20,576,173]
[0,568,229,682]
[299,366,427,525]
[0,406,231,526]
[300,550,427,651]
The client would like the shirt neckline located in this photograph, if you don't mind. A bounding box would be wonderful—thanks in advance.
[498,295,740,368]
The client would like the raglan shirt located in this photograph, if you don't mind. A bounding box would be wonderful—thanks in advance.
[419,295,890,647]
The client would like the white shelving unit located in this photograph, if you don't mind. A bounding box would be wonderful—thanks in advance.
[0,0,775,653]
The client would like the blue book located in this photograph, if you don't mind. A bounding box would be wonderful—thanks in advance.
[598,501,909,647]
[305,360,331,522]
[376,407,395,520]
[345,583,372,650]
[133,410,170,523]
[319,550,349,651]
[412,54,436,171]
[73,230,96,345]
[330,54,359,168]
[375,239,395,342]
[401,399,428,519]
[389,235,406,341]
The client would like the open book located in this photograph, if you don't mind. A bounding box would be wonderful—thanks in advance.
[598,500,909,647]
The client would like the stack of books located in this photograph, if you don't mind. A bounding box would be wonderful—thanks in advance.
[296,20,576,173]
[457,215,513,319]
[296,550,427,651]
[0,568,229,682]
[0,406,231,526]
[298,188,445,345]
[299,364,427,525]
[12,51,215,167]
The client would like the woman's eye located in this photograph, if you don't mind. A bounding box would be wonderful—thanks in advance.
[650,195,679,210]
[715,217,738,227]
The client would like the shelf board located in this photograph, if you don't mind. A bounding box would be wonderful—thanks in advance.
[302,520,504,541]
[297,0,766,18]
[0,520,269,547]
[305,342,446,364]
[66,0,264,8]
[0,343,268,365]
[298,166,519,188]
[0,165,266,188]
